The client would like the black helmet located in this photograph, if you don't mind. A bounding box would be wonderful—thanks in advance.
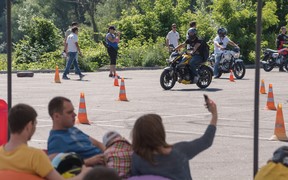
[52,152,84,178]
[217,27,227,37]
[187,28,197,39]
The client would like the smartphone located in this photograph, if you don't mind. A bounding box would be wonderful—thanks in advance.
[204,94,209,101]
[204,94,209,108]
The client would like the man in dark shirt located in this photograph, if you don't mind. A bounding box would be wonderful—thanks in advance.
[276,26,287,72]
[175,28,203,83]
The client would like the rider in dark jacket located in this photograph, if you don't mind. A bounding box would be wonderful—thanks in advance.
[276,26,288,72]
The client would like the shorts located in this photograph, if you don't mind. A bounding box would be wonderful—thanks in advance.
[107,46,118,65]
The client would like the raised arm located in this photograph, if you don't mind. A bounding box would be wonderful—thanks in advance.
[175,96,218,159]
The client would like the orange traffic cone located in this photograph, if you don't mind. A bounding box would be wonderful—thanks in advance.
[269,103,288,141]
[54,66,61,83]
[229,70,235,82]
[265,84,276,110]
[118,78,128,101]
[260,79,266,94]
[114,73,119,86]
[76,92,90,124]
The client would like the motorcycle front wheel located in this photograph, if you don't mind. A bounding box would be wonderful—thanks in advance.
[233,62,246,79]
[196,66,213,89]
[160,69,176,90]
[262,55,274,72]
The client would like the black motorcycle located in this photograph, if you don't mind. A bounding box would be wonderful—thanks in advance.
[160,51,213,90]
[261,48,288,72]
[208,47,246,79]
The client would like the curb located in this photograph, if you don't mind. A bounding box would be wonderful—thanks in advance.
[0,64,257,74]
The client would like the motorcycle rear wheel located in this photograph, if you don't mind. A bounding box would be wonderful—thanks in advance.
[160,69,176,90]
[262,55,274,72]
[196,66,213,89]
[233,62,246,79]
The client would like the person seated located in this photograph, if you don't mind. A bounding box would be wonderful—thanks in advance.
[102,131,133,179]
[131,95,218,180]
[83,166,121,180]
[255,146,288,180]
[47,96,106,167]
[0,103,90,180]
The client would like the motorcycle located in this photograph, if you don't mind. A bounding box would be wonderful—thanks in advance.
[160,51,213,90]
[261,48,288,72]
[207,47,246,79]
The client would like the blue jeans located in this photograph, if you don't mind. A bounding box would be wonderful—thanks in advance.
[213,53,222,76]
[63,52,81,77]
[189,54,203,77]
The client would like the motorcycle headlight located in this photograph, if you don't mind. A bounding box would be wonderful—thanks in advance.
[272,53,279,58]
[234,52,240,58]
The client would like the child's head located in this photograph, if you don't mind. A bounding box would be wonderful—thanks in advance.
[102,131,121,147]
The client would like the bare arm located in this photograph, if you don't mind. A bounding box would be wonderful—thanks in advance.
[174,42,186,51]
[205,96,218,126]
[89,137,106,152]
[75,42,82,55]
[84,154,105,167]
[228,40,239,48]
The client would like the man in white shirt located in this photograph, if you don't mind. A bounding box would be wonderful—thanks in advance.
[213,27,239,78]
[63,26,85,80]
[166,23,180,52]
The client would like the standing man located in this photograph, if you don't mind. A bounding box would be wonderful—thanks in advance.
[166,23,180,53]
[276,26,288,72]
[63,26,85,80]
[47,96,106,167]
[0,103,89,180]
[63,22,78,75]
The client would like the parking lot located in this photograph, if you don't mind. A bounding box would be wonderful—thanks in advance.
[0,68,288,180]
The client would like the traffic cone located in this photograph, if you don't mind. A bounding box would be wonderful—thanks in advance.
[54,66,61,83]
[265,84,276,110]
[114,73,119,86]
[269,103,288,141]
[229,70,235,82]
[76,92,90,124]
[118,78,128,101]
[260,79,266,94]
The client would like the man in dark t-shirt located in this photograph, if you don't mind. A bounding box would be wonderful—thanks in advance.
[175,28,203,83]
[276,26,288,72]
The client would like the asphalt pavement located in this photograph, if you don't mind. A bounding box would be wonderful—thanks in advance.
[0,68,288,180]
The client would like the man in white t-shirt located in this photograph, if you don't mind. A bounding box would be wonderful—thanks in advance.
[63,26,85,80]
[166,23,180,52]
[213,27,239,78]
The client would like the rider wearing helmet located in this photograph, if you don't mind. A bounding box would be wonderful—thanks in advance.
[213,27,239,78]
[276,26,288,72]
[175,28,203,83]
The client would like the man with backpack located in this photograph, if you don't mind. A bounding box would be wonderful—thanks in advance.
[175,28,209,83]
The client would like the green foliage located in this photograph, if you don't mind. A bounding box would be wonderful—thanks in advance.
[14,17,62,65]
[117,37,168,67]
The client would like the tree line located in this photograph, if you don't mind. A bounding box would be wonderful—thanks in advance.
[0,0,287,71]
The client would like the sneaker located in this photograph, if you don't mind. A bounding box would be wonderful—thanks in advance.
[279,68,286,72]
[113,75,121,79]
[193,76,199,83]
[214,76,219,79]
[79,74,85,80]
[109,74,113,77]
[62,76,70,80]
